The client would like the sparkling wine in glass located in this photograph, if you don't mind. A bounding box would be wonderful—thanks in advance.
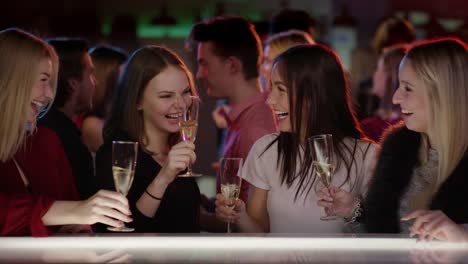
[107,141,138,232]
[309,134,337,221]
[219,157,243,233]
[178,96,202,177]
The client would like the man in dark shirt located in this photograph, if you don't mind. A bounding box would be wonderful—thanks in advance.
[38,39,96,199]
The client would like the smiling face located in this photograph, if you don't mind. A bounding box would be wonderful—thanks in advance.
[267,64,290,132]
[393,59,430,134]
[29,58,54,124]
[139,66,192,136]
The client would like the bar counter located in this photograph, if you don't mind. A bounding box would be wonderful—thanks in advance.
[0,234,467,263]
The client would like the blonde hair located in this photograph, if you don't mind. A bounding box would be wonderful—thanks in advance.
[265,29,315,57]
[263,30,315,90]
[0,28,58,162]
[405,38,468,202]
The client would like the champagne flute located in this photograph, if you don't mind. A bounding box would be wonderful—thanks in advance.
[107,141,138,232]
[309,134,337,221]
[219,157,243,233]
[178,95,202,177]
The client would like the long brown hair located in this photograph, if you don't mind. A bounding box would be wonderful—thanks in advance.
[266,44,370,200]
[104,46,197,152]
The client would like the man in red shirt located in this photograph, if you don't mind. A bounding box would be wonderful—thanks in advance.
[190,16,277,232]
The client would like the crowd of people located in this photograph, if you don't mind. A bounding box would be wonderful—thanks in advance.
[1,9,467,244]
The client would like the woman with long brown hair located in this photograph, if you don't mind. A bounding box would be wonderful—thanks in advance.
[216,44,377,233]
[96,46,200,232]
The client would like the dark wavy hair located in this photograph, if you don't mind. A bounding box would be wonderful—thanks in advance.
[266,44,371,200]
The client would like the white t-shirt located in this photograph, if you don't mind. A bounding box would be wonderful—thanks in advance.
[242,133,377,233]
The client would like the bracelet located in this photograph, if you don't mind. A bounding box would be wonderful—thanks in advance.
[345,197,363,224]
[145,189,163,201]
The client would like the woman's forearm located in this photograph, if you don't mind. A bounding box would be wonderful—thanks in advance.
[237,212,268,233]
[41,201,80,226]
[136,175,169,218]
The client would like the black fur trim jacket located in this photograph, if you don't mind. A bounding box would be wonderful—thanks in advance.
[364,125,468,233]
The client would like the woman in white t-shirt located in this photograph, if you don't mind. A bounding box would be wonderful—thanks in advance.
[215,44,377,233]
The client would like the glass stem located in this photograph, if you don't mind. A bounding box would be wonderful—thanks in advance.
[227,222,231,233]
[187,162,193,174]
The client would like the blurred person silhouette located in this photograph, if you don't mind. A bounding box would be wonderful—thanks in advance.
[82,45,128,154]
[38,38,97,199]
[351,16,415,119]
[360,44,407,142]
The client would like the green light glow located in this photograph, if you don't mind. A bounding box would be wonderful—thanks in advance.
[101,10,263,39]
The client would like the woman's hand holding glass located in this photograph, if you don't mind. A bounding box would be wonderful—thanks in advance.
[316,186,358,219]
[217,157,243,233]
[158,141,196,184]
[107,141,138,232]
[74,189,133,228]
[215,193,245,224]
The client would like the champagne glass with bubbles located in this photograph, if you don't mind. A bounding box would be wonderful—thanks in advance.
[178,96,201,177]
[309,134,337,221]
[107,141,138,232]
[220,157,243,233]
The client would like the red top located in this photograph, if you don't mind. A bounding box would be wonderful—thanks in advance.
[217,93,278,202]
[0,127,79,236]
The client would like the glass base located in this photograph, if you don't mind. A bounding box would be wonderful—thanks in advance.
[178,172,202,177]
[107,226,134,232]
[320,215,338,221]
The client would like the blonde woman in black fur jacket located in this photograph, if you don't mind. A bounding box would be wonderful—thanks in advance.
[364,38,468,238]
